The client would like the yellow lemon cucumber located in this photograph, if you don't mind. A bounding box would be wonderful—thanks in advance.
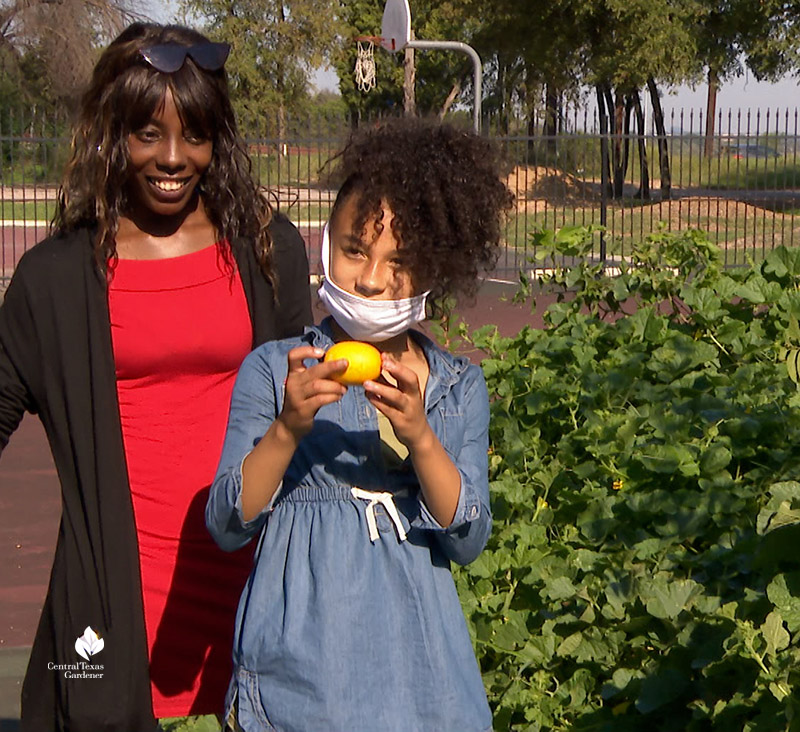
[324,341,382,385]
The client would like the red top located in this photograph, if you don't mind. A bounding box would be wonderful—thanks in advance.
[108,242,254,717]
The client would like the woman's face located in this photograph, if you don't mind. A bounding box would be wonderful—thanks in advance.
[125,87,212,219]
[329,194,418,300]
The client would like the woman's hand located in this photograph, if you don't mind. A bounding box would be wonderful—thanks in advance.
[277,345,347,441]
[363,354,433,451]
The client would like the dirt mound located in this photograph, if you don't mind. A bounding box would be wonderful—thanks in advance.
[506,165,600,208]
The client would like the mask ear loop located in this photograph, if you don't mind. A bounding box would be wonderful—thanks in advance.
[321,223,333,281]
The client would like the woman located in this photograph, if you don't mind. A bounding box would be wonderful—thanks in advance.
[0,22,312,731]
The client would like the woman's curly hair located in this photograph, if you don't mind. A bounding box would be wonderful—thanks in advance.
[52,22,273,281]
[328,117,513,316]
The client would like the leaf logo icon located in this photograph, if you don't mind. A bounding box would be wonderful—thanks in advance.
[74,626,104,661]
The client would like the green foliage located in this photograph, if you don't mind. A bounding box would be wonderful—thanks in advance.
[158,716,220,732]
[456,227,800,730]
[586,0,702,89]
[183,0,342,128]
[0,0,133,106]
[407,1,483,114]
[330,0,405,120]
[332,0,476,121]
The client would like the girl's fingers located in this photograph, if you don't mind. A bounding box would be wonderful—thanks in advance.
[302,377,348,399]
[285,348,347,394]
[310,392,346,409]
[287,345,325,373]
[379,355,420,395]
[287,364,348,402]
[363,379,403,409]
[309,358,349,381]
[365,391,392,418]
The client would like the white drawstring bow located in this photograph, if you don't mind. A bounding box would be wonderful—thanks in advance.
[351,487,408,543]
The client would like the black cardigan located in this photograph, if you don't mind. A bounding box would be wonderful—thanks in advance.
[0,215,313,731]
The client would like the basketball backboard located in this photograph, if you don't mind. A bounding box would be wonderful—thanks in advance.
[380,0,411,52]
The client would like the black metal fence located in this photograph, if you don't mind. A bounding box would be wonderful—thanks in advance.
[2,106,799,286]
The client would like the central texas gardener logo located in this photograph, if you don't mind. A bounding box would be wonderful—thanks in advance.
[74,626,104,660]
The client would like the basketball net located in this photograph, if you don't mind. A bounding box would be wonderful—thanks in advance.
[354,41,377,93]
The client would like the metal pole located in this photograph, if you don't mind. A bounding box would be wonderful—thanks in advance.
[405,40,482,134]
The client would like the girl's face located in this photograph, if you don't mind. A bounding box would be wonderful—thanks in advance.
[329,194,418,300]
[125,87,213,220]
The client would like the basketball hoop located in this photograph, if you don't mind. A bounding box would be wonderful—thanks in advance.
[352,0,482,133]
[353,0,409,94]
[354,38,378,93]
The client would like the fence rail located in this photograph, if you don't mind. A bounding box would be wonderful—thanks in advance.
[2,107,799,286]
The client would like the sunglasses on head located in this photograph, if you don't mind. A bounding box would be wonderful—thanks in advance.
[139,42,231,73]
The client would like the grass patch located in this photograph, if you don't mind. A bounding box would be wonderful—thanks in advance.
[501,135,800,193]
[0,199,55,222]
[250,147,340,189]
[271,203,329,224]
[503,199,800,269]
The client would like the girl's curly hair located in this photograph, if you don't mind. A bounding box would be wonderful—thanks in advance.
[328,117,513,316]
[52,22,273,281]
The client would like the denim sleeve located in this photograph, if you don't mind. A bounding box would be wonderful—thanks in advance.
[415,368,492,567]
[206,346,281,552]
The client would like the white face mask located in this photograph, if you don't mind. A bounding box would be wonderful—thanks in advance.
[317,223,429,343]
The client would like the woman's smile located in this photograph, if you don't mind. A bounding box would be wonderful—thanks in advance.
[126,87,213,222]
[146,175,194,200]
[149,176,191,192]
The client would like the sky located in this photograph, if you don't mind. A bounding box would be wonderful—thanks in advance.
[662,72,800,115]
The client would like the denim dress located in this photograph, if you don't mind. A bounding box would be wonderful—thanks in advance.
[207,318,493,732]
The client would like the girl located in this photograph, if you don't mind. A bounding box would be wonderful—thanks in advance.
[0,22,312,731]
[207,117,513,731]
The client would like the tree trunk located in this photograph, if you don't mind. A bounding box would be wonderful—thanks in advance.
[704,67,718,158]
[596,84,609,260]
[524,61,538,155]
[526,103,537,157]
[596,84,612,201]
[543,82,559,158]
[496,56,508,133]
[278,102,287,158]
[608,86,627,198]
[647,77,671,199]
[621,93,633,194]
[439,81,462,120]
[403,35,416,117]
[631,89,650,200]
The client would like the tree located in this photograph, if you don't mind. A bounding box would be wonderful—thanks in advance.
[742,0,800,79]
[697,0,800,156]
[469,0,588,143]
[0,0,138,105]
[332,0,477,125]
[693,0,752,157]
[582,0,700,198]
[408,1,483,118]
[332,0,405,124]
[182,0,342,134]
